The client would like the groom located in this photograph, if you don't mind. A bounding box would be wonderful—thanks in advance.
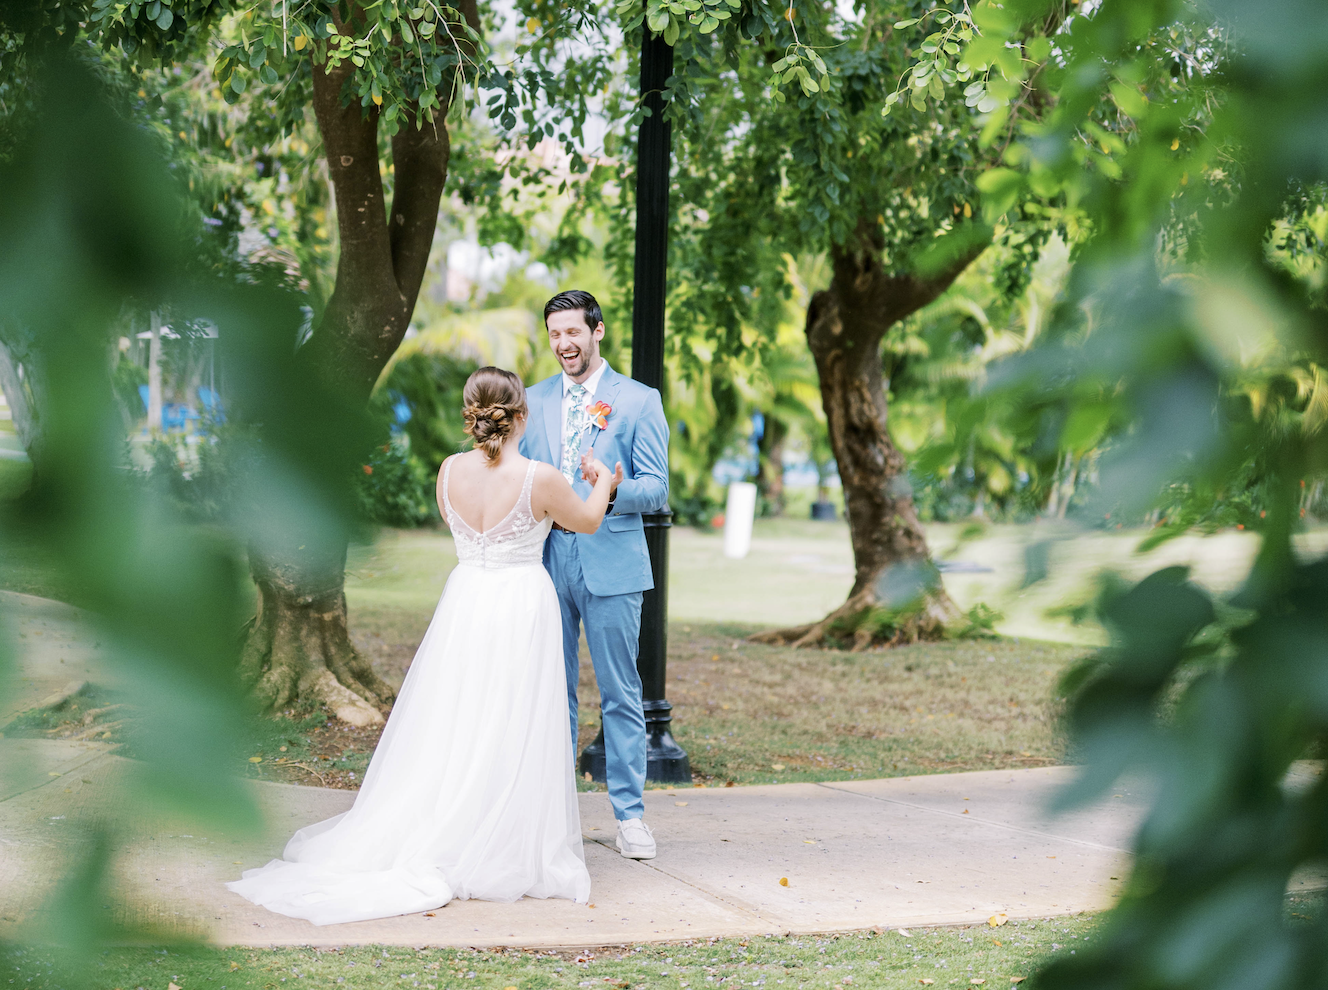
[519,289,670,860]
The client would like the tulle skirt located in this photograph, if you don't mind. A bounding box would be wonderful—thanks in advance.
[226,561,590,925]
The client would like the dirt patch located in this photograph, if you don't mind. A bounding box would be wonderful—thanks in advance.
[221,618,1085,790]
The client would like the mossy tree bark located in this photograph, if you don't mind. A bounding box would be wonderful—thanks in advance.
[239,1,478,724]
[752,220,987,650]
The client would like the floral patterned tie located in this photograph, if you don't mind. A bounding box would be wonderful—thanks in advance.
[561,382,588,483]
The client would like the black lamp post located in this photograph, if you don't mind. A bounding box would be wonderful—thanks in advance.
[577,26,691,785]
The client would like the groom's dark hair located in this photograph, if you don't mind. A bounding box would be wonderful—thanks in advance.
[543,289,604,333]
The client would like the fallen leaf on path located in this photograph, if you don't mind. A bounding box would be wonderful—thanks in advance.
[779,877,789,887]
[1046,856,1056,859]
[988,914,1008,927]
[1010,979,1027,985]
[970,981,986,986]
[424,912,436,918]
[897,929,911,937]
[772,764,785,771]
[230,963,240,972]
[962,809,969,814]
[803,840,816,844]
[232,861,242,865]
[725,781,735,787]
[248,757,262,764]
[918,981,934,986]
[675,801,688,806]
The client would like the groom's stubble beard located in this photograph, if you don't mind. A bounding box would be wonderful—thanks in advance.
[558,339,598,379]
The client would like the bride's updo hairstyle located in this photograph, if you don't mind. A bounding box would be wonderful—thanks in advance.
[462,366,528,462]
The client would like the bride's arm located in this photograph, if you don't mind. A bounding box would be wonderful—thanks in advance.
[532,461,614,533]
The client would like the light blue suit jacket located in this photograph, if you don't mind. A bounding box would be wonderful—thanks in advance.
[519,363,670,597]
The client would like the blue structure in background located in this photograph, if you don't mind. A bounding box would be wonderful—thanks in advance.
[390,392,412,432]
[136,385,223,434]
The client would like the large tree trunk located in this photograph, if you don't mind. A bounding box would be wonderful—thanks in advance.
[757,413,787,516]
[753,220,987,650]
[239,1,478,720]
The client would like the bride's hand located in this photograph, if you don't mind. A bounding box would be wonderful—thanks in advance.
[580,451,623,490]
[579,451,600,485]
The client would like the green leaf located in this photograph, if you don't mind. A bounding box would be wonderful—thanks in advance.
[771,57,789,72]
[229,73,246,94]
[699,14,718,32]
[155,5,172,29]
[260,64,278,85]
[974,166,1022,216]
[894,18,918,28]
[911,91,927,111]
[647,8,670,32]
[929,74,944,99]
[1025,35,1052,62]
[663,18,680,45]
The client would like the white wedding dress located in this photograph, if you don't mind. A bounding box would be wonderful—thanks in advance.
[226,457,590,925]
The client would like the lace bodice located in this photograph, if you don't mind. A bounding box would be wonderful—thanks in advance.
[443,457,552,569]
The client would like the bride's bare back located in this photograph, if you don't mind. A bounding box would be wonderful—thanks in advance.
[439,444,615,535]
[442,448,534,533]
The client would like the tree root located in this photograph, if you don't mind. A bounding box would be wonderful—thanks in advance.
[240,578,393,726]
[749,586,961,651]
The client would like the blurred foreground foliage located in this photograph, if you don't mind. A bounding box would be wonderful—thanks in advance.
[0,60,369,968]
[928,0,1328,987]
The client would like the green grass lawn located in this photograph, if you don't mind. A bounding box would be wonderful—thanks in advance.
[336,528,1083,789]
[8,502,1315,789]
[1,915,1102,990]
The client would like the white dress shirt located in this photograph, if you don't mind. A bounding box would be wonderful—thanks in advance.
[558,358,610,472]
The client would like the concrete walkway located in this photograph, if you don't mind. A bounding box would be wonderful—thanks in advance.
[0,589,1303,949]
[1,733,1153,948]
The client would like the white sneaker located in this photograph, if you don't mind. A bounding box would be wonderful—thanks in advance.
[616,818,657,860]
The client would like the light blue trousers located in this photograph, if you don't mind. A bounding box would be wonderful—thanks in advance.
[547,531,646,822]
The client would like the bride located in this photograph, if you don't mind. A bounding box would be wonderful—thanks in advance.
[227,366,618,925]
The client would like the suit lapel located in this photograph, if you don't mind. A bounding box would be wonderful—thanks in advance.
[588,364,622,454]
[540,375,562,466]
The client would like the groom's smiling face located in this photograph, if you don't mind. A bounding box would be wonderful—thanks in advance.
[546,309,605,382]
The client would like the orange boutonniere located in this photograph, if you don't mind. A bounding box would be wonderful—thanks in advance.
[586,400,612,430]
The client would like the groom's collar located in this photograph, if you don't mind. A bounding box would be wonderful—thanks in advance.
[561,358,611,397]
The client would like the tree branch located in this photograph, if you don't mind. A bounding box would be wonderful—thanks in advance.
[387,0,479,315]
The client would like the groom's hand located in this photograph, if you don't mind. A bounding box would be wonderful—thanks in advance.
[581,450,624,495]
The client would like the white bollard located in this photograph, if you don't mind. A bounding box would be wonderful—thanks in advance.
[723,481,758,560]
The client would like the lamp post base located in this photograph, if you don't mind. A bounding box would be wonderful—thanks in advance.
[578,700,692,785]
